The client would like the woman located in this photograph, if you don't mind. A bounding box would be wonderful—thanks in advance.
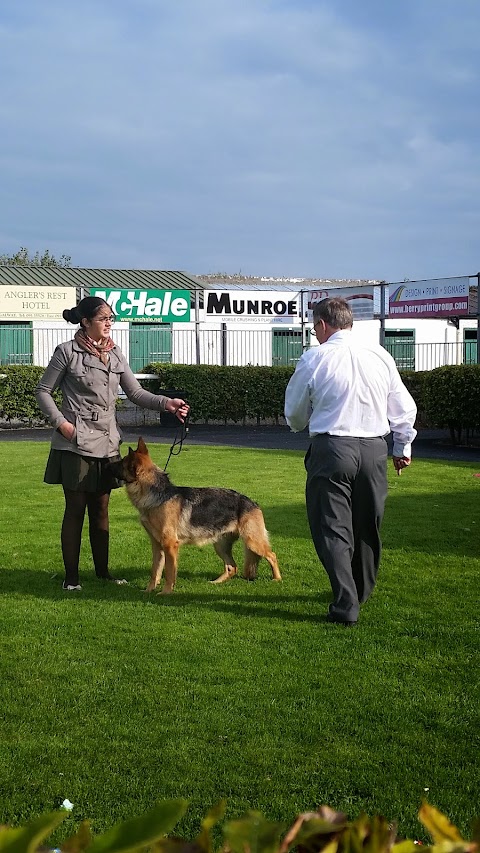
[35,295,189,591]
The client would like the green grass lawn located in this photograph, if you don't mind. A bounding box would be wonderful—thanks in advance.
[0,441,478,845]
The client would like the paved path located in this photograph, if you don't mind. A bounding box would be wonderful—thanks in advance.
[1,423,479,462]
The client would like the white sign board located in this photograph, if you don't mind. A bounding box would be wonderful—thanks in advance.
[0,285,74,320]
[302,285,377,321]
[204,290,300,323]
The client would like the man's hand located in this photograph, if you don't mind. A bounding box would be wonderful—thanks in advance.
[393,456,411,476]
[165,398,190,423]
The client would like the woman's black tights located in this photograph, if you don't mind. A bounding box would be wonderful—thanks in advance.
[61,488,111,585]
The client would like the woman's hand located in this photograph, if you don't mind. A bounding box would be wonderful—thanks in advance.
[164,398,190,423]
[58,421,76,441]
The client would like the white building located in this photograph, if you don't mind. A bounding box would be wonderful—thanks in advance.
[0,267,478,371]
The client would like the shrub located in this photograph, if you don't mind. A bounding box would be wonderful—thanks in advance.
[143,364,294,424]
[422,365,480,443]
[0,800,476,853]
[2,363,480,440]
[0,365,59,425]
[400,371,430,429]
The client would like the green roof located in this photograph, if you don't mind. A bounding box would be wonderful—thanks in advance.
[0,266,204,291]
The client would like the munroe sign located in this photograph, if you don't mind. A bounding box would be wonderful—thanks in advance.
[90,289,191,322]
[205,290,299,322]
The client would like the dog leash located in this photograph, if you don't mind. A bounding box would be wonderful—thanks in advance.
[163,409,190,471]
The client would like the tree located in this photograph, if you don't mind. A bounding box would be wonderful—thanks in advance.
[0,247,72,267]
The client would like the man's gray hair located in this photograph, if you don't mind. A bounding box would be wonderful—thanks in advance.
[313,297,353,329]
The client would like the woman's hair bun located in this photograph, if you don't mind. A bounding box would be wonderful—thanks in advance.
[63,307,80,324]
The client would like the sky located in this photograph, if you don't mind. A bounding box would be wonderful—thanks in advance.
[1,0,479,282]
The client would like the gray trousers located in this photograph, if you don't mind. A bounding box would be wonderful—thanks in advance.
[305,434,388,622]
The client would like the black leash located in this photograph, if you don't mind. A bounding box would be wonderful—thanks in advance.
[163,409,190,471]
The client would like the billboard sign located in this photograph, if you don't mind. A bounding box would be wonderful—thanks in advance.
[388,278,470,318]
[90,289,191,322]
[205,290,300,323]
[0,285,73,320]
[302,285,378,321]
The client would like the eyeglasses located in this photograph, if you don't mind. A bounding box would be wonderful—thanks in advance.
[95,315,115,323]
[310,322,320,336]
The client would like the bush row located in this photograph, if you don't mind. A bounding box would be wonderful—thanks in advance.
[401,365,480,442]
[1,363,480,441]
[142,363,293,424]
[0,365,60,425]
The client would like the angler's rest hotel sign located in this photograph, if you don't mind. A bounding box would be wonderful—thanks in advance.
[0,285,72,320]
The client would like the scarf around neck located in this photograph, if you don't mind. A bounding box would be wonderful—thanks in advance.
[74,329,116,366]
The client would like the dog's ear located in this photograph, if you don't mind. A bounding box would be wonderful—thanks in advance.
[137,437,148,455]
[127,446,134,457]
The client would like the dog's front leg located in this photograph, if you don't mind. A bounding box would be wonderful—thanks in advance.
[146,539,165,592]
[211,536,238,583]
[211,566,238,584]
[141,518,165,592]
[161,537,179,594]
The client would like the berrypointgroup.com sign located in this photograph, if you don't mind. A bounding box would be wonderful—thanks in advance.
[388,278,470,318]
[90,289,191,322]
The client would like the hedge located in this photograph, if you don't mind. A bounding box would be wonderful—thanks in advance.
[142,363,294,424]
[1,363,480,441]
[422,365,480,443]
[0,364,61,425]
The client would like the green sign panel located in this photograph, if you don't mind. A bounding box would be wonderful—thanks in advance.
[90,289,191,322]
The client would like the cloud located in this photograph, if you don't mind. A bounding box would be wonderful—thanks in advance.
[0,0,479,280]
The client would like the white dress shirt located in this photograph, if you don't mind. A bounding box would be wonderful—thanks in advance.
[284,330,417,458]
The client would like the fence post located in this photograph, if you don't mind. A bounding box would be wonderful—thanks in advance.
[194,290,201,365]
[300,290,310,350]
[379,281,387,348]
[221,322,227,366]
[300,289,306,349]
[477,273,480,365]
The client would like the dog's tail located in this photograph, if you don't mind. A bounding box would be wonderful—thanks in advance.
[240,508,282,581]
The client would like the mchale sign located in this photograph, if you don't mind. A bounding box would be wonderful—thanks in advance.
[90,289,191,322]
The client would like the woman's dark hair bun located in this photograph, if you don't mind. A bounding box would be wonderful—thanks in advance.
[63,296,107,325]
[63,307,80,324]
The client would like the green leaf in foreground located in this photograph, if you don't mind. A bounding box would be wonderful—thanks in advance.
[0,811,65,853]
[223,811,285,853]
[86,800,188,853]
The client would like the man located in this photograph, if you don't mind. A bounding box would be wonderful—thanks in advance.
[284,297,417,626]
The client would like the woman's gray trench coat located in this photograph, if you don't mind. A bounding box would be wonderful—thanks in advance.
[35,338,169,458]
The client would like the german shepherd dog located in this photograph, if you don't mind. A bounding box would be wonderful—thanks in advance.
[110,438,281,593]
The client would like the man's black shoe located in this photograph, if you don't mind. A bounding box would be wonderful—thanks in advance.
[326,614,358,627]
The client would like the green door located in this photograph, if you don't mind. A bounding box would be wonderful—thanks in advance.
[464,329,477,364]
[272,328,303,366]
[383,330,415,371]
[128,323,172,372]
[0,323,33,365]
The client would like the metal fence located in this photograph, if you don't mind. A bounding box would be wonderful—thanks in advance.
[0,324,478,371]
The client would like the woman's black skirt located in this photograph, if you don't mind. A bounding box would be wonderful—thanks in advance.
[44,449,123,492]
